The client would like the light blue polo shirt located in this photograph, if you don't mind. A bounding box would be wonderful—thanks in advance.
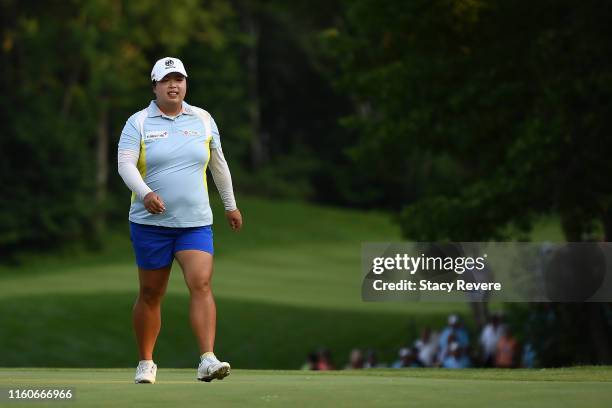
[118,100,221,227]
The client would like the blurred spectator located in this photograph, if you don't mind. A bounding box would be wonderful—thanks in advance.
[438,314,469,362]
[441,342,471,369]
[344,348,364,369]
[301,352,318,370]
[479,312,503,367]
[463,243,494,330]
[364,349,386,368]
[438,332,456,365]
[316,348,336,370]
[521,343,536,368]
[392,347,423,368]
[495,326,519,368]
[414,327,438,367]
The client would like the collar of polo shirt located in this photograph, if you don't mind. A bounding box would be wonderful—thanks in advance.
[147,100,194,118]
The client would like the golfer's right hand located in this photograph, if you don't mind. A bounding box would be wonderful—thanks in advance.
[144,192,166,214]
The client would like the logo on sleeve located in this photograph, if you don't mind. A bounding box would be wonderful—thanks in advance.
[144,130,169,141]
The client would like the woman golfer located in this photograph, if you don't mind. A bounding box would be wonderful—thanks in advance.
[118,57,242,384]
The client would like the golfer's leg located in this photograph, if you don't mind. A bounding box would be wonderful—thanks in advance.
[174,250,215,353]
[133,266,172,360]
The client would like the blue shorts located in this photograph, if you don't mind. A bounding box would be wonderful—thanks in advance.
[129,222,214,270]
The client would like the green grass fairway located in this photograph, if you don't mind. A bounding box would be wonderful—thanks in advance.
[1,197,469,368]
[1,367,611,408]
[0,197,567,369]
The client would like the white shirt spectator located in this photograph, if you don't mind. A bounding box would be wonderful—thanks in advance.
[480,322,503,360]
[415,334,438,367]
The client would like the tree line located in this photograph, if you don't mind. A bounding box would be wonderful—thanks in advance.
[1,0,610,247]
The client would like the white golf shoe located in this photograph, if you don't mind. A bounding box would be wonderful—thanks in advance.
[134,360,157,384]
[197,353,231,382]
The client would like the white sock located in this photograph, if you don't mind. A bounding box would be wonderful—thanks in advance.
[201,352,216,360]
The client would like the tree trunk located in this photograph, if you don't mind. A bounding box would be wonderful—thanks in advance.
[586,303,612,364]
[595,208,612,363]
[60,62,82,120]
[558,213,612,364]
[94,100,108,237]
[243,6,267,168]
[602,208,612,241]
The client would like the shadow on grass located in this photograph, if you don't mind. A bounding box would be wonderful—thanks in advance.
[0,293,447,369]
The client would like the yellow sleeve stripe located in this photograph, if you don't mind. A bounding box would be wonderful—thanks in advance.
[131,138,147,203]
[203,135,212,192]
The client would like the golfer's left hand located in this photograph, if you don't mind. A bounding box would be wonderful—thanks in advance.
[225,209,242,232]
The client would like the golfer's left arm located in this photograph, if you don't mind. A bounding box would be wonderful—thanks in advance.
[208,146,242,231]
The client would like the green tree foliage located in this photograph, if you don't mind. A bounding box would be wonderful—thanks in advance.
[1,1,95,249]
[0,0,242,250]
[3,0,611,252]
[321,0,612,240]
[1,0,347,251]
[226,0,353,202]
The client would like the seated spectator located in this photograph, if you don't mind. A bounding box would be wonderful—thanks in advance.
[479,312,503,367]
[495,326,519,368]
[345,348,365,369]
[414,327,438,367]
[301,352,318,370]
[316,348,335,370]
[521,342,536,368]
[392,347,423,368]
[442,342,471,369]
[364,349,386,368]
[438,314,470,362]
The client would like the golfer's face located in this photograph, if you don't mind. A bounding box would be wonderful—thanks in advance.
[154,72,187,105]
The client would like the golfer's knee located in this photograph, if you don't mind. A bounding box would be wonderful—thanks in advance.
[139,285,165,305]
[189,279,211,296]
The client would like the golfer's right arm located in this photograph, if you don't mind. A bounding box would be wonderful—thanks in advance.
[117,149,165,213]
